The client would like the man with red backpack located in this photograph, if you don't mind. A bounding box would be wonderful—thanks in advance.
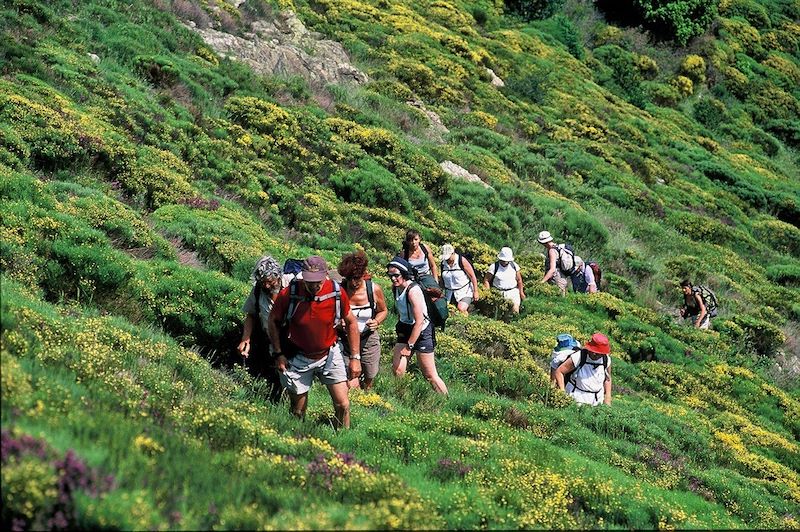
[268,256,361,429]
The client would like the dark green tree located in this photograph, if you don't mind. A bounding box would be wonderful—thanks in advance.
[504,0,565,21]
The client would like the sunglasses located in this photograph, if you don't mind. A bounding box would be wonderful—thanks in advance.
[387,273,402,279]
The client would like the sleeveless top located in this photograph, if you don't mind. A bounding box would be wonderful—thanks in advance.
[396,284,430,328]
[489,261,519,290]
[407,250,431,276]
[350,304,373,334]
[441,255,470,290]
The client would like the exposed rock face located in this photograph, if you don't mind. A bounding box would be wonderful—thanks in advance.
[407,99,449,143]
[440,160,492,189]
[486,68,505,88]
[189,10,368,86]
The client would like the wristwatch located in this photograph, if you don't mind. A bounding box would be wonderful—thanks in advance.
[350,354,361,360]
[407,342,415,351]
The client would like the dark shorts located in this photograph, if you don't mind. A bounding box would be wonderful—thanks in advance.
[395,321,435,353]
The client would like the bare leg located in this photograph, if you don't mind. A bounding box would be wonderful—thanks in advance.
[347,377,361,389]
[289,391,308,419]
[457,300,469,316]
[327,381,351,429]
[392,342,409,377]
[362,377,374,390]
[417,353,448,394]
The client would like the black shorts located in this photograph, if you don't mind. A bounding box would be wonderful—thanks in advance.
[395,321,435,353]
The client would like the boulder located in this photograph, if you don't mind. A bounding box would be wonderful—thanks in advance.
[440,160,492,189]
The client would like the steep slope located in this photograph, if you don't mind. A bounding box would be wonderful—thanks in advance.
[1,0,799,529]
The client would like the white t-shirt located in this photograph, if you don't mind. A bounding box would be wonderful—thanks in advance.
[565,350,610,406]
[488,261,519,290]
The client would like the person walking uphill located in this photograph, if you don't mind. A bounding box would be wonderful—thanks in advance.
[538,231,569,297]
[554,333,612,406]
[387,257,448,394]
[268,256,361,429]
[337,250,388,390]
[440,244,479,316]
[402,229,439,282]
[679,280,716,330]
[238,255,284,403]
[483,246,525,313]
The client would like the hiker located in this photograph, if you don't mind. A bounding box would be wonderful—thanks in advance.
[483,246,525,313]
[268,256,361,429]
[337,250,388,390]
[238,255,284,403]
[387,256,448,394]
[538,230,569,296]
[402,229,439,282]
[440,244,479,316]
[549,333,581,385]
[679,280,712,330]
[571,256,598,294]
[554,333,612,406]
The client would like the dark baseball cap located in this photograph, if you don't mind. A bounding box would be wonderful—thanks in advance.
[302,255,329,282]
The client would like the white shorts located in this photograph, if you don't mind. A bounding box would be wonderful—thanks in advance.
[500,287,521,307]
[279,343,347,395]
[445,284,474,305]
[566,382,604,406]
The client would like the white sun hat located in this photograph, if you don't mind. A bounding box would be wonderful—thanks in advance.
[497,246,514,261]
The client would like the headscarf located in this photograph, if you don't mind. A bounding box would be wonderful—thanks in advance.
[251,255,281,285]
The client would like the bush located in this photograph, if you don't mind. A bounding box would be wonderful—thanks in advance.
[693,97,729,129]
[504,0,565,21]
[329,158,425,215]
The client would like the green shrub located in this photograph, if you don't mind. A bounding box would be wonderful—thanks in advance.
[693,98,730,129]
[504,0,565,21]
[732,314,786,357]
[765,264,800,286]
[752,219,800,257]
[330,158,425,215]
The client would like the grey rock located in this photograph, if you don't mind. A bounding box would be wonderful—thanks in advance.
[440,160,491,189]
[486,68,505,88]
[407,99,448,143]
[187,10,368,86]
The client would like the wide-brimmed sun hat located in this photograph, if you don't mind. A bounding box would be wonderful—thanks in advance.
[555,333,580,351]
[440,243,455,262]
[538,230,553,244]
[585,333,611,355]
[497,246,514,261]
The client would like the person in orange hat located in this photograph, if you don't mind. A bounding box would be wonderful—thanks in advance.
[554,333,612,406]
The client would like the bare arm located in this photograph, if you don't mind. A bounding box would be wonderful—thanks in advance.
[694,292,707,328]
[238,314,256,358]
[604,364,612,405]
[426,247,439,282]
[366,283,389,331]
[407,285,427,345]
[541,248,557,283]
[555,358,575,391]
[343,311,362,378]
[483,268,493,290]
[516,269,525,299]
[267,310,285,371]
[464,259,480,301]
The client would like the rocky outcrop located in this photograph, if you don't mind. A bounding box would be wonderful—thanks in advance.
[407,99,449,143]
[189,10,368,86]
[486,68,505,88]
[440,161,492,189]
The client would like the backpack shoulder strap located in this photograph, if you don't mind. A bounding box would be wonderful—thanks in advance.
[366,279,375,318]
[253,284,262,319]
[333,280,341,323]
[283,280,302,326]
[490,260,500,287]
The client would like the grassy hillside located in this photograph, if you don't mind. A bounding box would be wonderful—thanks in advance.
[2,0,799,528]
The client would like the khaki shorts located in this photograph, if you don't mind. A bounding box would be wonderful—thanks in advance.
[342,331,381,380]
[549,270,568,296]
[279,343,347,395]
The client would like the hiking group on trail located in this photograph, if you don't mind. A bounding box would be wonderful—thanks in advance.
[237,228,714,427]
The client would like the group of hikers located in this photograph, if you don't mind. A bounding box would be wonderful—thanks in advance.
[237,229,715,428]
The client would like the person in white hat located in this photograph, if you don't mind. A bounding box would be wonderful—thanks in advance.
[439,244,479,316]
[483,246,525,313]
[538,230,568,297]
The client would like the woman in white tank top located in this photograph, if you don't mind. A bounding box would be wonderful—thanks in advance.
[439,244,479,316]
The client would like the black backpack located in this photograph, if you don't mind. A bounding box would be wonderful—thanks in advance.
[557,348,608,388]
[695,285,718,318]
[403,242,433,274]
